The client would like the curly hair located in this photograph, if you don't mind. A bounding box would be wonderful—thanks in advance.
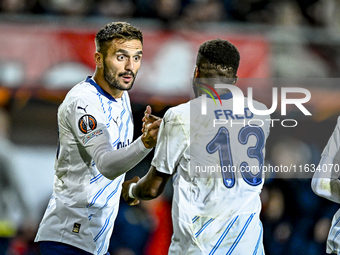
[196,39,240,78]
[95,21,143,56]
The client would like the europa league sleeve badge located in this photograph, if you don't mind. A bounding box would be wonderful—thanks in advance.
[78,114,97,134]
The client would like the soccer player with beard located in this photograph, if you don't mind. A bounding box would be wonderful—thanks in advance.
[35,22,161,255]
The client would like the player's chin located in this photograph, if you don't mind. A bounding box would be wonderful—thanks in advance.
[120,81,134,91]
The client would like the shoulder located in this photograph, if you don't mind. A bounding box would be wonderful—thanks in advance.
[66,80,97,102]
[61,79,99,109]
[164,101,190,122]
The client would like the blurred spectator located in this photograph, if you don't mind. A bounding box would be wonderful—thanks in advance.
[0,0,43,14]
[95,0,135,18]
[38,0,94,16]
[181,0,226,25]
[0,0,28,13]
[154,0,182,23]
[222,0,274,23]
[0,108,30,254]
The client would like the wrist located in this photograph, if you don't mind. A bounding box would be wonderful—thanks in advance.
[141,135,150,149]
[128,183,137,199]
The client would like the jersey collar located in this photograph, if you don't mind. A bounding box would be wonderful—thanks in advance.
[86,76,117,102]
[207,92,233,100]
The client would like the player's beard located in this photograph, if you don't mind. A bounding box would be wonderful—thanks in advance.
[103,62,136,91]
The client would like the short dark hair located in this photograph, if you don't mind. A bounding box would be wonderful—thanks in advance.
[196,39,240,78]
[95,22,143,56]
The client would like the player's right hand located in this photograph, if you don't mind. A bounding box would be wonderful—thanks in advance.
[122,176,140,206]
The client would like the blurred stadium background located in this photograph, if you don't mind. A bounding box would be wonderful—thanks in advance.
[1,0,340,254]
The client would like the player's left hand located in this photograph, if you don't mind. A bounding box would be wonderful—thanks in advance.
[142,105,162,133]
[141,105,162,148]
[122,176,140,206]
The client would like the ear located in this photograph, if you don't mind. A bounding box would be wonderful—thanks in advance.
[94,52,103,68]
[233,75,238,85]
[194,65,200,79]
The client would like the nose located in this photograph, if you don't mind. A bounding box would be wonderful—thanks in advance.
[125,57,134,71]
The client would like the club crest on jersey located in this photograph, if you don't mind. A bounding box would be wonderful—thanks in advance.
[78,114,97,134]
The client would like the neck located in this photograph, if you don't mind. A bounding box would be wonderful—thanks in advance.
[93,70,123,99]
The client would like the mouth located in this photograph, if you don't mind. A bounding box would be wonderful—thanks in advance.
[121,75,133,83]
[120,72,134,83]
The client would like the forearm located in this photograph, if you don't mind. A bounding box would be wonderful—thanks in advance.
[93,136,152,180]
[312,156,340,203]
[130,166,170,200]
[132,178,161,200]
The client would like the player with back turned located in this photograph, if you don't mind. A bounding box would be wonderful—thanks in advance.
[35,22,161,255]
[122,39,271,254]
[312,117,340,255]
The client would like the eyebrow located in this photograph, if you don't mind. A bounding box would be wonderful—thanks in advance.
[116,49,143,55]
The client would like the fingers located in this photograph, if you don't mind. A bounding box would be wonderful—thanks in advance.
[130,199,140,206]
[143,119,161,138]
[122,176,141,206]
[147,119,162,130]
[142,105,161,133]
[144,105,152,116]
[143,105,160,123]
[132,176,140,182]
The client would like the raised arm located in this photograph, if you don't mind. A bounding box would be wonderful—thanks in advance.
[66,99,161,180]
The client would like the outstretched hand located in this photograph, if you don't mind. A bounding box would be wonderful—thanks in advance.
[141,105,162,149]
[122,176,140,206]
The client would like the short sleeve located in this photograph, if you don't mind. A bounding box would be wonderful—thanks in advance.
[151,108,188,175]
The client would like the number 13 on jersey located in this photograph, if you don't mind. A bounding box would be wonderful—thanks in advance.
[206,125,265,188]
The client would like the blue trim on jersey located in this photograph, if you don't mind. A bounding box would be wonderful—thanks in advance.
[97,241,105,254]
[90,173,103,184]
[86,76,117,102]
[94,210,114,242]
[107,101,113,128]
[87,180,114,208]
[172,173,178,184]
[333,228,340,251]
[195,218,214,238]
[330,215,340,251]
[97,239,106,254]
[209,215,239,255]
[99,176,123,210]
[330,215,340,233]
[97,93,106,115]
[226,213,255,255]
[122,93,131,144]
[207,92,233,100]
[192,216,200,223]
[253,222,263,255]
[113,137,120,147]
[118,109,125,135]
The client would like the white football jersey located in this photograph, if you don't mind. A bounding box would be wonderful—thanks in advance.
[151,93,270,254]
[319,117,340,255]
[35,77,134,254]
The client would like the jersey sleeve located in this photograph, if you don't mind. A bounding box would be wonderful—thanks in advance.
[63,97,151,180]
[64,97,107,143]
[151,108,188,175]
